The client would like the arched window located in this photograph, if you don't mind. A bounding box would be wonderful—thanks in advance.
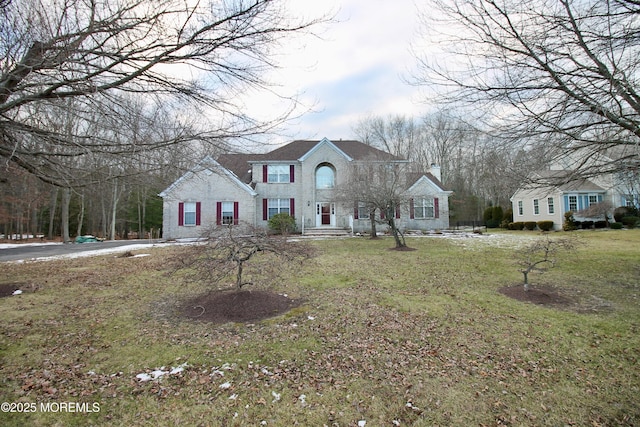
[316,164,335,189]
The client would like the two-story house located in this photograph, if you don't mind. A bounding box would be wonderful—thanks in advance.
[159,138,451,239]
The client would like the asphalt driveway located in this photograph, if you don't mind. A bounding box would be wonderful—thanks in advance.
[0,240,163,262]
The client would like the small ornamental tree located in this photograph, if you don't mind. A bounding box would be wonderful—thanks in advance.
[173,223,314,290]
[516,236,576,291]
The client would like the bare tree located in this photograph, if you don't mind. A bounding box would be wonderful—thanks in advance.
[1,0,327,186]
[414,0,640,180]
[174,223,314,291]
[517,236,576,291]
[336,159,411,248]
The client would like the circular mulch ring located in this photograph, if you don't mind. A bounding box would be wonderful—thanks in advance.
[498,284,573,307]
[181,290,302,323]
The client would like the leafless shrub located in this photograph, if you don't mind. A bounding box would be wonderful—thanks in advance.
[516,236,577,291]
[172,223,315,290]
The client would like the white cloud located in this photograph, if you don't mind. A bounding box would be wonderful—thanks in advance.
[241,0,425,141]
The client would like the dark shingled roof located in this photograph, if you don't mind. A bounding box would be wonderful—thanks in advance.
[217,139,407,183]
[264,140,406,162]
[407,172,448,192]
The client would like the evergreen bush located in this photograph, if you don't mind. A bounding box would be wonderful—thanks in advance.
[537,221,554,231]
[267,213,297,234]
[524,221,537,230]
[563,211,577,231]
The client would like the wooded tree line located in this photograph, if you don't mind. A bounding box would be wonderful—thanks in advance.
[352,112,550,224]
[0,0,324,241]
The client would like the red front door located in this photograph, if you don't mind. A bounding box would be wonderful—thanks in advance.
[321,204,331,225]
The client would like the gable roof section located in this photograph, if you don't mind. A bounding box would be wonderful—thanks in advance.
[266,138,406,162]
[514,170,606,196]
[159,155,257,198]
[405,173,451,194]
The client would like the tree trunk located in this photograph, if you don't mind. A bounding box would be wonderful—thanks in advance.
[369,208,378,238]
[61,187,71,243]
[76,192,85,237]
[110,179,118,240]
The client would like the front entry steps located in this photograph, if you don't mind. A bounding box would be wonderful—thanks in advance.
[302,227,351,237]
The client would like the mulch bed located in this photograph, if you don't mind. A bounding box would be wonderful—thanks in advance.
[499,284,573,307]
[181,290,302,323]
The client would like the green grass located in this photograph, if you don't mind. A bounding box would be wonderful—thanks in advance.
[0,231,639,426]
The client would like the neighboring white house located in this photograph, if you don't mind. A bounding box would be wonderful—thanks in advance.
[510,146,639,230]
[160,138,452,239]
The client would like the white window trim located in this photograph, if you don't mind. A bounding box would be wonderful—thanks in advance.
[183,202,197,226]
[547,197,555,215]
[267,165,290,183]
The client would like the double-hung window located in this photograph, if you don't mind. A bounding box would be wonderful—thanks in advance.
[414,198,434,219]
[356,202,370,219]
[547,197,555,214]
[267,165,290,183]
[268,198,290,219]
[533,199,540,215]
[221,202,234,225]
[568,195,577,211]
[183,202,197,226]
[517,200,523,216]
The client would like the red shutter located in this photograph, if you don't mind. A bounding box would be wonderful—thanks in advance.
[263,165,268,182]
[289,165,295,183]
[395,204,400,219]
[195,202,201,226]
[178,202,184,226]
[434,198,440,218]
[354,202,359,220]
[289,198,295,217]
[216,202,222,225]
[233,202,239,225]
[409,198,415,219]
[263,199,268,220]
[380,208,385,219]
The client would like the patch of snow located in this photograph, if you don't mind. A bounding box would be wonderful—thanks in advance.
[358,421,366,427]
[271,391,281,402]
[12,289,22,295]
[219,381,232,389]
[0,242,62,249]
[135,362,188,382]
[307,316,315,320]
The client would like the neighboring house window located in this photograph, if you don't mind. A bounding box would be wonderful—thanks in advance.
[316,164,335,189]
[533,199,540,215]
[264,164,293,183]
[517,200,523,216]
[263,198,294,220]
[569,195,577,211]
[216,201,239,225]
[547,197,555,214]
[410,198,439,219]
[178,201,201,226]
[589,194,598,206]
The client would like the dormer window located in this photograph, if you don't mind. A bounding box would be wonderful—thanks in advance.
[263,164,294,183]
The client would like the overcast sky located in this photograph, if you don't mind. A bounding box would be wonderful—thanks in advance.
[247,0,428,144]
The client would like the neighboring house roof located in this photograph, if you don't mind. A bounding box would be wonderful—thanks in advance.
[524,170,605,193]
